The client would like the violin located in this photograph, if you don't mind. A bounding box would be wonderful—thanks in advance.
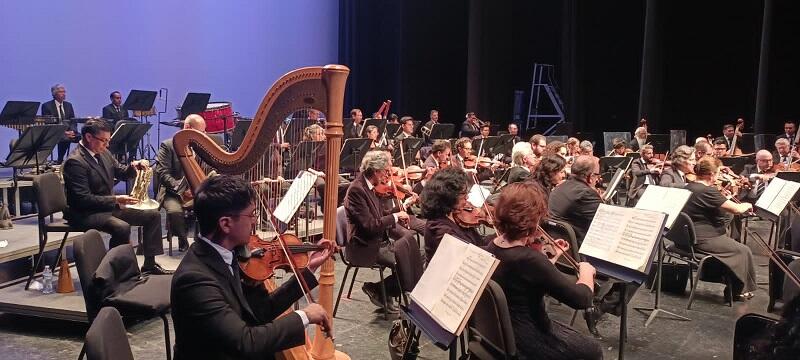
[453,203,495,228]
[374,178,412,200]
[773,160,800,172]
[238,233,328,282]
[390,165,426,182]
[464,155,507,170]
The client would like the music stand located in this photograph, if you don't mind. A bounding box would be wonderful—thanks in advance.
[0,101,40,130]
[647,134,670,154]
[360,118,387,138]
[109,123,152,163]
[493,134,517,157]
[122,90,157,112]
[720,156,752,175]
[393,137,423,167]
[1,125,67,173]
[429,123,454,140]
[339,138,372,172]
[385,123,401,139]
[472,136,501,157]
[230,119,252,151]
[599,156,632,186]
[179,93,211,119]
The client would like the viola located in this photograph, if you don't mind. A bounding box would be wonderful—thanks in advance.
[453,203,495,228]
[238,234,327,282]
[390,165,426,183]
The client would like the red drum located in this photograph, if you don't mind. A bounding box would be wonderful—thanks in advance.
[200,102,236,133]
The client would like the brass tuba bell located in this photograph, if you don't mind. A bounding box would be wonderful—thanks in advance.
[128,164,160,211]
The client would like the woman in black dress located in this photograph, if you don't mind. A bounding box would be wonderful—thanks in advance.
[487,182,602,359]
[529,154,567,197]
[682,155,757,300]
[419,167,485,262]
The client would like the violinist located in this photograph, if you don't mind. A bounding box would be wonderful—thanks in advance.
[423,139,452,171]
[544,141,568,158]
[740,150,775,203]
[711,138,729,158]
[659,145,695,188]
[774,138,800,169]
[508,142,537,184]
[566,137,580,157]
[171,175,333,360]
[486,182,602,360]
[627,144,662,205]
[419,167,486,262]
[682,156,757,301]
[578,140,595,157]
[548,155,601,244]
[529,154,567,198]
[530,134,547,160]
[694,141,712,161]
[629,126,648,152]
[451,137,473,170]
[610,138,628,157]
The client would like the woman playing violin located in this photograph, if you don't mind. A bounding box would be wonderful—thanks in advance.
[529,154,567,198]
[486,182,602,360]
[419,167,486,262]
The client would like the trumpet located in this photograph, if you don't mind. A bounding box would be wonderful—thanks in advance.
[476,118,488,127]
[128,164,160,211]
[421,125,432,137]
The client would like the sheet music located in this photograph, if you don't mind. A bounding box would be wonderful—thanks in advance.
[635,185,691,229]
[467,184,491,208]
[272,171,318,224]
[410,234,498,334]
[756,177,800,216]
[580,204,666,272]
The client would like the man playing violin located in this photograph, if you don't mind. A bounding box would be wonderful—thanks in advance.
[774,138,800,169]
[659,145,695,188]
[171,175,333,360]
[694,141,712,161]
[423,139,452,171]
[627,144,662,205]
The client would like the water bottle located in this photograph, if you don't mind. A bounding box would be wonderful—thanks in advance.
[42,265,54,294]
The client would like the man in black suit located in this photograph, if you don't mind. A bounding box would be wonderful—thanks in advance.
[627,144,662,206]
[101,91,129,128]
[629,126,647,152]
[155,114,206,252]
[62,119,170,274]
[41,84,79,164]
[344,108,363,139]
[344,150,413,311]
[659,145,695,188]
[716,123,736,151]
[459,112,480,138]
[732,150,775,241]
[171,175,332,360]
[507,123,522,144]
[777,120,797,147]
[774,138,799,168]
[548,155,602,243]
[394,117,415,142]
[421,109,440,146]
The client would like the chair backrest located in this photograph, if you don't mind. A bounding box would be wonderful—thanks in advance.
[541,218,581,262]
[34,172,67,218]
[85,307,134,360]
[74,230,108,322]
[335,206,348,248]
[733,313,778,360]
[666,212,697,254]
[467,280,517,359]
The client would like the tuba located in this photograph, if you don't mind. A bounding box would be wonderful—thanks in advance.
[173,65,350,360]
[128,165,160,210]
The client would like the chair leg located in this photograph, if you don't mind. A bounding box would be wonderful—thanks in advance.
[25,231,49,290]
[392,264,405,306]
[77,342,86,360]
[378,268,389,320]
[333,265,352,318]
[51,232,70,271]
[726,278,734,307]
[166,219,173,257]
[161,314,172,360]
[346,268,360,298]
[688,259,706,310]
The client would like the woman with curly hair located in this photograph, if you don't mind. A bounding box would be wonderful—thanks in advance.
[420,167,485,262]
[529,154,567,197]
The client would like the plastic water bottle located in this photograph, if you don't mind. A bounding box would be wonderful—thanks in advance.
[42,266,54,294]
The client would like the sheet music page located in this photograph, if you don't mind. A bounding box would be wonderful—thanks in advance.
[768,179,800,215]
[580,204,666,272]
[755,177,784,214]
[410,234,498,334]
[467,184,491,208]
[272,171,318,224]
[635,185,691,229]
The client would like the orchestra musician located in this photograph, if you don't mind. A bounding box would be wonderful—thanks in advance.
[170,175,333,360]
[451,137,473,170]
[578,140,595,157]
[774,138,800,168]
[683,156,757,301]
[486,182,602,360]
[711,138,729,158]
[423,139,452,170]
[364,124,380,148]
[507,123,522,144]
[529,134,547,161]
[473,124,491,140]
[627,144,662,205]
[344,150,417,312]
[41,83,79,164]
[629,126,648,152]
[101,91,129,128]
[566,137,580,157]
[387,113,399,124]
[395,116,415,141]
[716,124,738,151]
[62,119,170,274]
[459,112,481,138]
[507,142,536,184]
[777,120,797,147]
[422,109,439,146]
[610,138,628,157]
[419,167,486,262]
[304,124,350,208]
[694,141,712,161]
[528,154,567,197]
[731,150,775,241]
[543,141,568,158]
[155,114,207,252]
[548,155,601,244]
[659,145,695,188]
[345,108,363,139]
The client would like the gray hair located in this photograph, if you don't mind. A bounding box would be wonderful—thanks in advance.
[360,150,391,176]
[641,144,654,152]
[579,140,593,152]
[50,83,65,96]
[511,141,533,166]
[671,145,694,167]
[776,138,790,147]
[571,155,596,178]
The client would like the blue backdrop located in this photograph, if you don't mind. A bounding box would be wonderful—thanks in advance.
[0,0,338,162]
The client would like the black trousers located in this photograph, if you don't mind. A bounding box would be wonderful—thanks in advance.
[162,194,188,244]
[73,207,164,257]
[56,138,79,163]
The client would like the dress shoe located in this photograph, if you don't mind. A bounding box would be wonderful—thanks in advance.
[141,263,175,275]
[583,306,602,337]
[178,240,189,252]
[362,282,387,309]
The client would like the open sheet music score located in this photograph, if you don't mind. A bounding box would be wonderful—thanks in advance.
[272,170,319,224]
[634,185,691,229]
[579,204,667,273]
[410,234,499,335]
[755,177,800,217]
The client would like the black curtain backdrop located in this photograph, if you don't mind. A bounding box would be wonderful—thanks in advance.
[339,0,798,142]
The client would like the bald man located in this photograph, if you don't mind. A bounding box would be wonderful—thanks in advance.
[548,155,602,243]
[740,150,775,203]
[155,114,207,251]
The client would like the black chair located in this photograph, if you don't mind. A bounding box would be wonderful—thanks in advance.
[768,249,800,312]
[25,172,82,290]
[74,230,172,360]
[663,212,733,309]
[152,167,195,256]
[733,313,778,360]
[84,307,134,360]
[467,280,518,359]
[332,206,400,320]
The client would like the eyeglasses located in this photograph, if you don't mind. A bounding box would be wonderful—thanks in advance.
[227,210,258,219]
[90,133,111,144]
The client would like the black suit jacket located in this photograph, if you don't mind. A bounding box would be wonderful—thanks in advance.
[171,239,317,360]
[627,158,654,199]
[507,166,531,184]
[41,100,77,132]
[459,120,480,138]
[62,145,135,222]
[155,138,186,203]
[548,178,601,243]
[344,122,362,140]
[628,138,644,152]
[658,167,687,188]
[343,175,396,267]
[102,104,129,126]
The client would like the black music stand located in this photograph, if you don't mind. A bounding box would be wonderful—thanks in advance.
[626,152,642,160]
[361,118,387,138]
[472,136,501,157]
[429,123,454,141]
[599,156,632,186]
[339,138,372,173]
[1,125,67,173]
[109,122,152,163]
[720,156,753,175]
[647,134,670,154]
[230,119,252,151]
[0,101,40,131]
[178,93,211,119]
[122,90,157,113]
[385,123,401,138]
[393,137,423,167]
[493,134,518,157]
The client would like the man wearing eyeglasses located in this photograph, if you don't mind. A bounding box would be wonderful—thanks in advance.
[62,118,171,274]
[548,155,602,245]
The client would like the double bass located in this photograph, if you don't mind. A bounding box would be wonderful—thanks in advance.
[173,65,351,360]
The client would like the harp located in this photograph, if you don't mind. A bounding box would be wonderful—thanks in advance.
[173,65,350,360]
